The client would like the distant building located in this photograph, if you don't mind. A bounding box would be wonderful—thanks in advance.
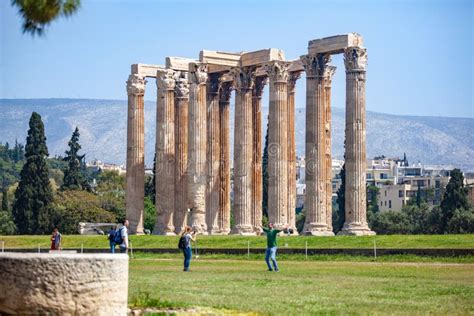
[86,159,126,175]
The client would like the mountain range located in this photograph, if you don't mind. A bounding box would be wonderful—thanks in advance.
[0,98,472,171]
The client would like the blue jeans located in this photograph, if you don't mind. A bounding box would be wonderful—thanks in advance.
[265,247,279,271]
[183,247,192,271]
[110,242,116,253]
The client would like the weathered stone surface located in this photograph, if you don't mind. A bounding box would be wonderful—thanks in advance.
[126,74,146,235]
[188,63,208,234]
[241,49,285,67]
[131,63,165,78]
[0,253,128,315]
[308,33,363,55]
[199,50,241,70]
[166,57,197,72]
[154,69,176,235]
[265,61,290,230]
[339,47,374,236]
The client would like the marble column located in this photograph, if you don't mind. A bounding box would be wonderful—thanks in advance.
[231,67,256,235]
[251,76,267,234]
[265,61,290,230]
[188,63,208,234]
[301,54,333,236]
[126,74,146,235]
[218,81,233,234]
[173,72,190,234]
[339,46,375,235]
[324,66,336,233]
[206,73,222,234]
[287,71,302,235]
[154,69,176,235]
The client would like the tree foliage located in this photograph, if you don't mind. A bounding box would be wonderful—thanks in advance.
[62,127,86,190]
[13,112,54,234]
[440,169,469,231]
[11,0,81,36]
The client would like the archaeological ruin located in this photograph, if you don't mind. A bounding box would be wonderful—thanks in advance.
[125,33,375,236]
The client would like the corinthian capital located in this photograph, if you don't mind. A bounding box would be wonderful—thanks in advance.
[288,71,302,94]
[219,80,233,103]
[264,61,290,83]
[231,67,256,91]
[344,47,367,71]
[324,66,337,85]
[156,69,176,91]
[300,53,331,78]
[126,74,146,95]
[175,73,189,99]
[253,76,268,98]
[189,62,208,85]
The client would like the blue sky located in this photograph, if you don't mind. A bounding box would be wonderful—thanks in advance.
[1,0,472,117]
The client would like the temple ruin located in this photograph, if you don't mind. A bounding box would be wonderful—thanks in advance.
[125,33,375,236]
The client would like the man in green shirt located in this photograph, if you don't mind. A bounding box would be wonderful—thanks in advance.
[262,223,288,272]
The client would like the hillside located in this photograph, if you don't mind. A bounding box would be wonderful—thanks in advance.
[0,98,472,171]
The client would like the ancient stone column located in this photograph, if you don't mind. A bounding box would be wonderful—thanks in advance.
[300,54,333,236]
[188,63,208,234]
[251,76,267,234]
[154,69,176,235]
[287,71,302,235]
[126,74,146,235]
[324,66,336,233]
[265,61,290,230]
[173,73,190,234]
[232,67,256,235]
[218,81,233,234]
[339,46,375,236]
[206,73,221,234]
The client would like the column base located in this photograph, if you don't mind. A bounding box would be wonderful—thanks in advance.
[303,223,333,236]
[337,223,376,236]
[231,225,256,236]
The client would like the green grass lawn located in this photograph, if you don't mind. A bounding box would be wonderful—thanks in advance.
[128,257,474,314]
[1,234,473,249]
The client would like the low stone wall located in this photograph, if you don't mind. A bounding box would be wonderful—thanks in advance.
[0,253,128,315]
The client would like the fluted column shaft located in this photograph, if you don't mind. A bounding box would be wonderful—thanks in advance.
[232,67,256,235]
[251,77,267,234]
[340,47,375,236]
[126,74,146,235]
[188,63,208,234]
[173,74,189,234]
[218,81,233,234]
[154,70,176,235]
[324,68,336,233]
[206,73,221,234]
[287,72,301,234]
[301,54,333,235]
[265,62,290,230]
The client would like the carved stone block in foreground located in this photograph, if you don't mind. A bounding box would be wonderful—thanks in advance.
[0,253,129,315]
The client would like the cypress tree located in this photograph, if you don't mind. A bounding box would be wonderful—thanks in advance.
[262,118,269,218]
[62,127,85,190]
[334,164,346,232]
[13,112,53,234]
[440,168,469,232]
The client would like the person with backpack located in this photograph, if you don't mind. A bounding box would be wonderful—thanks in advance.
[50,228,62,251]
[107,226,117,253]
[114,219,129,254]
[178,226,196,272]
[262,223,288,272]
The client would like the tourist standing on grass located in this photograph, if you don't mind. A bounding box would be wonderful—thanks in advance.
[118,219,129,253]
[262,223,288,272]
[180,226,196,272]
[50,228,62,251]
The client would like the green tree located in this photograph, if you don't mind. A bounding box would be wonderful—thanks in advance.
[2,190,9,213]
[143,196,156,233]
[447,208,474,234]
[62,127,85,190]
[11,0,81,36]
[369,210,413,234]
[13,112,54,234]
[262,119,269,218]
[0,211,16,235]
[96,170,126,220]
[440,169,469,232]
[334,164,346,233]
[144,153,156,204]
[367,185,380,214]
